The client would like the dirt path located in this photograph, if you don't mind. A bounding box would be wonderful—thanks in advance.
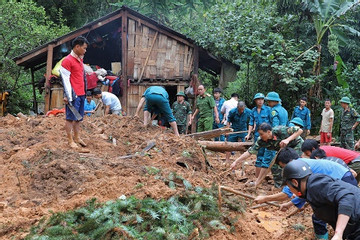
[0,114,316,239]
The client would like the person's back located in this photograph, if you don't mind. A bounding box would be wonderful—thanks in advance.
[299,158,348,179]
[271,103,288,126]
[102,92,122,111]
[144,86,168,99]
[320,146,360,164]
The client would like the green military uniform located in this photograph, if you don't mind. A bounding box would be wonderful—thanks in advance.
[248,126,304,155]
[172,100,192,134]
[340,108,360,150]
[196,93,215,132]
[248,126,304,188]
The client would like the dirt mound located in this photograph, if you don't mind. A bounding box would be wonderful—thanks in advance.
[0,114,314,239]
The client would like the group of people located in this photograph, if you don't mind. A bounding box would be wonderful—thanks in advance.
[61,36,360,239]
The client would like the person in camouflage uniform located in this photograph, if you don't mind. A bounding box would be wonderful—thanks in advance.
[339,97,360,150]
[230,123,303,187]
[191,85,220,132]
[172,91,192,134]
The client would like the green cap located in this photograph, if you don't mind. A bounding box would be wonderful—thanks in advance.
[339,97,351,104]
[253,93,265,100]
[265,92,281,102]
[290,117,304,128]
[176,91,186,97]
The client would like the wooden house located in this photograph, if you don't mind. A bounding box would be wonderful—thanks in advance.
[14,6,238,115]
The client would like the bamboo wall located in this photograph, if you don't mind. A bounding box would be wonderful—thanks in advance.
[127,18,194,81]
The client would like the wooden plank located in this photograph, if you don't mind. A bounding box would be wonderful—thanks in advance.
[187,128,233,140]
[193,45,199,75]
[138,31,159,82]
[121,11,128,112]
[197,141,253,152]
[127,19,136,78]
[127,14,194,47]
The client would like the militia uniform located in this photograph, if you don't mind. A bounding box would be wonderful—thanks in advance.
[172,94,192,134]
[250,93,275,169]
[340,101,360,150]
[196,93,216,132]
[213,97,226,141]
[265,92,289,187]
[291,106,311,139]
[248,126,304,156]
[227,107,251,142]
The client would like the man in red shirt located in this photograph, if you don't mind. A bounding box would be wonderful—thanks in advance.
[302,139,360,182]
[59,36,89,148]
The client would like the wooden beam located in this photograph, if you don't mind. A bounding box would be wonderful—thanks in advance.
[44,44,54,112]
[193,45,199,74]
[138,31,159,83]
[187,127,233,140]
[127,13,194,47]
[198,141,252,152]
[16,13,122,66]
[30,68,38,114]
[121,11,128,113]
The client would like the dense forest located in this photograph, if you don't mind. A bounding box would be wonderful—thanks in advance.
[1,0,360,136]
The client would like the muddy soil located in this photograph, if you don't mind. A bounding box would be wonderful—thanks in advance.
[0,114,317,239]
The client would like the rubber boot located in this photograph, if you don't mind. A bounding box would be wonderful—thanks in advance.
[68,135,78,149]
[315,232,328,239]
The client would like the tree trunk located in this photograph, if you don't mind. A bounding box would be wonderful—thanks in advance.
[198,141,252,152]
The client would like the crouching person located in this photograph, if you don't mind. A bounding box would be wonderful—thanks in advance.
[283,160,360,240]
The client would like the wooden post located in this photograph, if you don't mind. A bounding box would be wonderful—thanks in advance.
[30,68,38,114]
[121,10,128,114]
[44,44,54,112]
[193,46,199,75]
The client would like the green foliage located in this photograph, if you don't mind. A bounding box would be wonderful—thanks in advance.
[0,1,70,114]
[25,184,240,240]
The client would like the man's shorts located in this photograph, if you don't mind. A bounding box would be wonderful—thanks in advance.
[65,95,85,121]
[227,133,246,143]
[255,148,276,168]
[320,132,332,143]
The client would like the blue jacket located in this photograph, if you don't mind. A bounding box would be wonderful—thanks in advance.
[228,107,251,131]
[270,103,288,127]
[214,97,225,121]
[292,106,311,130]
[249,105,271,138]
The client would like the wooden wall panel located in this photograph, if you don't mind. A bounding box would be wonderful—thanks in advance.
[127,16,194,81]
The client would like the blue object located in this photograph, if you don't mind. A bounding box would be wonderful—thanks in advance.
[143,87,175,123]
[265,92,281,102]
[253,92,265,100]
[66,95,85,121]
[227,107,251,131]
[291,106,311,129]
[270,103,288,127]
[84,99,96,116]
[249,105,271,139]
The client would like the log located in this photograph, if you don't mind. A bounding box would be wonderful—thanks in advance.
[187,127,233,140]
[198,141,253,152]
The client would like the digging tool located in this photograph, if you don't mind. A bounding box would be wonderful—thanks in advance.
[218,185,280,210]
[117,140,156,159]
[225,130,248,135]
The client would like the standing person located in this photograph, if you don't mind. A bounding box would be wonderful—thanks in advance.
[265,91,288,187]
[225,101,251,162]
[213,88,226,141]
[221,93,239,125]
[172,91,192,134]
[93,88,122,115]
[283,160,360,240]
[59,36,89,148]
[245,93,275,186]
[265,91,288,127]
[319,99,334,146]
[84,91,96,116]
[339,97,360,150]
[190,85,220,132]
[291,97,311,139]
[134,86,179,136]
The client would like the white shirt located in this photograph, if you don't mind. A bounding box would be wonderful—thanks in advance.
[221,98,238,124]
[102,92,122,111]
